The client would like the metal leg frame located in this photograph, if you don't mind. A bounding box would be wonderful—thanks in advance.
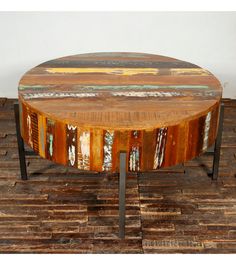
[119,151,127,239]
[210,102,224,180]
[14,103,28,180]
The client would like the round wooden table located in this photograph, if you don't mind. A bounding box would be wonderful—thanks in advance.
[18,52,222,172]
[16,52,223,238]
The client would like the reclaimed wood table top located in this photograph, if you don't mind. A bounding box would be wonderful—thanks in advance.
[18,52,222,172]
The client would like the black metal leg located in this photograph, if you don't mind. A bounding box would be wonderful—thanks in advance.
[14,103,28,180]
[119,151,126,239]
[211,102,224,180]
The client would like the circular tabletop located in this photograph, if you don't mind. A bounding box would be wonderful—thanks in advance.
[18,52,222,172]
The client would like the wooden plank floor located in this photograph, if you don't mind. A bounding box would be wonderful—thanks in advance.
[0,98,235,253]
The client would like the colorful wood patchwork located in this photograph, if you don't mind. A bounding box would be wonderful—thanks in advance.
[18,52,222,172]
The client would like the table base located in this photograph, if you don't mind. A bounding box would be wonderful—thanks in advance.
[13,102,224,239]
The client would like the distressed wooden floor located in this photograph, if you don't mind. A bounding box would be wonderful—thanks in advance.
[0,98,235,253]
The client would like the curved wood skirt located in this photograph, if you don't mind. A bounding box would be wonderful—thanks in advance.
[19,99,220,172]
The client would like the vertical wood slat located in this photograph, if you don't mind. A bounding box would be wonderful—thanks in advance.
[102,130,114,172]
[197,114,208,154]
[142,129,156,171]
[22,103,33,149]
[128,130,143,172]
[163,126,178,167]
[186,118,200,161]
[19,100,24,138]
[118,130,129,172]
[176,122,188,165]
[54,122,67,165]
[20,101,28,146]
[90,128,103,172]
[153,127,168,169]
[208,103,220,148]
[66,124,78,168]
[77,129,90,170]
[38,114,46,158]
[112,130,120,172]
[46,118,56,161]
[30,112,39,154]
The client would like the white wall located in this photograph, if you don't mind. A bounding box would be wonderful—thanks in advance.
[0,12,235,98]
